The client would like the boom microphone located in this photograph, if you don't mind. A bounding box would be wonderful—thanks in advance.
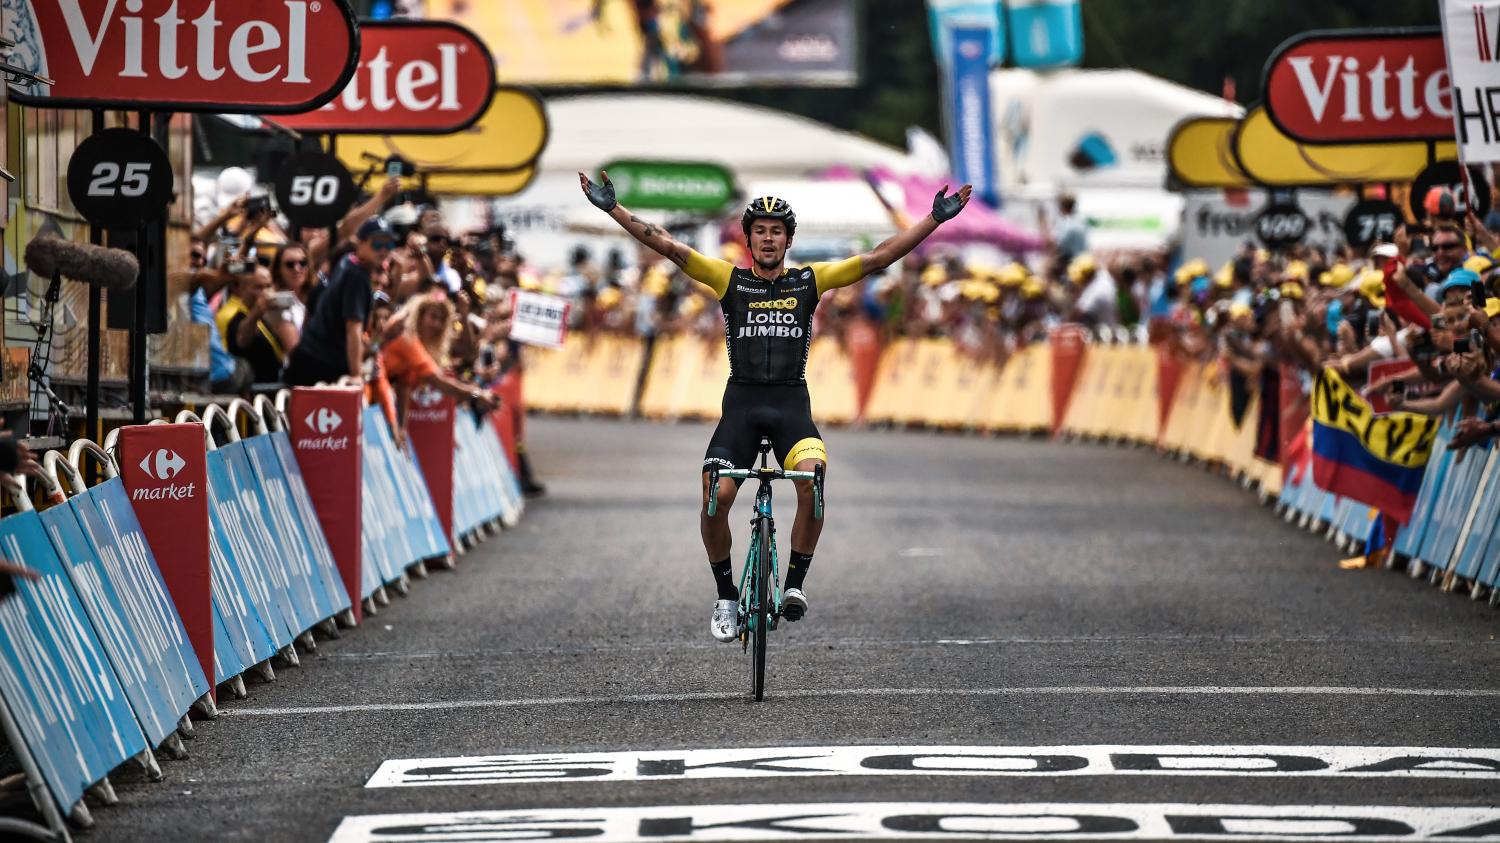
[24,234,138,291]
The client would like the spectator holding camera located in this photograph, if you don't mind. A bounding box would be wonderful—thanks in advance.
[216,266,290,386]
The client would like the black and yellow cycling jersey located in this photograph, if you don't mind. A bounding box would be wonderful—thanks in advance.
[682,250,863,386]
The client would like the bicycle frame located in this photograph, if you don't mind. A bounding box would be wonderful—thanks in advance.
[706,444,824,643]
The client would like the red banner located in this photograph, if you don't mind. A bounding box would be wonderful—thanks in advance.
[1050,325,1088,434]
[1263,29,1451,143]
[9,0,358,113]
[407,387,455,540]
[116,423,213,697]
[289,387,364,623]
[278,20,496,135]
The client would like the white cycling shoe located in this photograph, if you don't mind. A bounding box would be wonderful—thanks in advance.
[710,599,740,642]
[782,588,808,622]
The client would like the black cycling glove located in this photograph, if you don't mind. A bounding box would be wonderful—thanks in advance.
[932,186,967,223]
[583,173,617,212]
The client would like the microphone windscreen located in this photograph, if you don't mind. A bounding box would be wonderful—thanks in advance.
[25,235,138,290]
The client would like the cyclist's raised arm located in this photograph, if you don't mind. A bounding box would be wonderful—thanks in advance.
[822,184,973,295]
[580,171,732,298]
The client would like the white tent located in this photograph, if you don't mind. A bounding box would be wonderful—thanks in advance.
[539,93,935,180]
[482,93,924,267]
[990,69,1243,253]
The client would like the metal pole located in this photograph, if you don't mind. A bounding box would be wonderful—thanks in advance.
[86,110,102,461]
[130,110,149,423]
[326,134,339,257]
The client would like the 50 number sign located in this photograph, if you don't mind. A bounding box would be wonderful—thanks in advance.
[66,129,174,230]
[274,152,356,229]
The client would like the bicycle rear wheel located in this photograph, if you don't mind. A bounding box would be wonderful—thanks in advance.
[752,516,772,701]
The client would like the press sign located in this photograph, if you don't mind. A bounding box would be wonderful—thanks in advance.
[508,289,571,349]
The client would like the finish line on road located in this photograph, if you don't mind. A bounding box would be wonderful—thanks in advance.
[223,685,1500,717]
[328,803,1500,842]
[366,744,1500,788]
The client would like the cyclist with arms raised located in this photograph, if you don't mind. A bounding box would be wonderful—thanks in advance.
[580,172,971,641]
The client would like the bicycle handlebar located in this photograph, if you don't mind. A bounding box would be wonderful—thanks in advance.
[715,469,817,481]
[707,465,823,518]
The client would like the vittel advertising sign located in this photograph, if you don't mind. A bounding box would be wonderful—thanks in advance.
[278,20,496,134]
[6,0,360,113]
[1264,29,1452,143]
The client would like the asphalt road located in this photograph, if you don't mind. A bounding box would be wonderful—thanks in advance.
[99,417,1500,842]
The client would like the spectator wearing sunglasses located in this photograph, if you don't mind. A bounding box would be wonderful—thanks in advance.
[283,217,395,387]
[422,222,464,294]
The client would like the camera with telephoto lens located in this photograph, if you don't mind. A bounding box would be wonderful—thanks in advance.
[245,194,271,216]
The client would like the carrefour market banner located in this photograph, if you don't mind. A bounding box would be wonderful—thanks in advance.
[1441,0,1500,163]
[6,0,359,112]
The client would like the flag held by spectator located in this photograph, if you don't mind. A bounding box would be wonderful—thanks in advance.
[1311,368,1439,524]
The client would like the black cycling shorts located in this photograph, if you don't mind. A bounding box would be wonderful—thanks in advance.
[702,382,827,478]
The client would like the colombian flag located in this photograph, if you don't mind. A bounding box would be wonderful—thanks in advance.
[1311,369,1439,524]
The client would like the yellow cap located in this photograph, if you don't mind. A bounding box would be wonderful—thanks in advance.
[470,277,489,303]
[1465,254,1495,274]
[921,264,948,287]
[1279,281,1304,300]
[1358,268,1386,307]
[1488,298,1500,318]
[1285,260,1311,282]
[999,263,1028,287]
[1067,254,1097,283]
[1228,302,1253,320]
[642,267,671,297]
[1213,261,1234,289]
[597,286,623,309]
[519,275,543,291]
[1174,258,1208,284]
[1324,263,1354,286]
[1022,277,1046,299]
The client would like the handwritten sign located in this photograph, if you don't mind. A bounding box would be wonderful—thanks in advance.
[508,289,571,349]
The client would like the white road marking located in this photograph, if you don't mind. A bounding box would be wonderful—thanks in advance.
[224,685,1500,717]
[318,634,1500,660]
[327,802,1500,842]
[364,745,1500,788]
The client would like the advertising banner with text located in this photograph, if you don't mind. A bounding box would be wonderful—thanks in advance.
[1441,0,1500,163]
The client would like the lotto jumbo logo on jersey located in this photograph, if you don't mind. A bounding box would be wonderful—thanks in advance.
[747,297,799,311]
[737,310,805,339]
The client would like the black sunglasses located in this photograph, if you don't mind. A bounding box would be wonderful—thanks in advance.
[283,259,308,269]
[1434,241,1465,251]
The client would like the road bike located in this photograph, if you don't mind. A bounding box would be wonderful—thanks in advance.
[707,437,823,701]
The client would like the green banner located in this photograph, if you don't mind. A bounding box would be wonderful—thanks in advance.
[601,160,737,212]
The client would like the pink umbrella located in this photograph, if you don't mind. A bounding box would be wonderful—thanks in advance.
[821,166,1047,254]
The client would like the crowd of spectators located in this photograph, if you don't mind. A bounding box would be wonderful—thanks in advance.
[185,177,547,493]
[185,170,1500,484]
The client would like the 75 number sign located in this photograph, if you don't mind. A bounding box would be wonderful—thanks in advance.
[274,152,357,229]
[66,128,174,230]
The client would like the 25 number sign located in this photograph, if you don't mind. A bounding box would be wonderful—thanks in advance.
[66,128,174,230]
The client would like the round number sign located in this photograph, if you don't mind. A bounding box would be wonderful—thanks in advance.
[1409,161,1492,222]
[1342,199,1403,249]
[1253,203,1311,249]
[66,128,174,230]
[273,152,357,229]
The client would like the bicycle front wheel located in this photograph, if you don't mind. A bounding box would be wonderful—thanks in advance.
[752,516,772,701]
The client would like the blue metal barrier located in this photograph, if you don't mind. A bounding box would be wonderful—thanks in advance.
[1453,449,1500,583]
[0,509,149,816]
[242,432,350,623]
[1394,424,1456,559]
[41,478,209,747]
[269,430,354,618]
[206,447,300,650]
[373,407,450,563]
[1418,437,1490,570]
[360,406,418,583]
